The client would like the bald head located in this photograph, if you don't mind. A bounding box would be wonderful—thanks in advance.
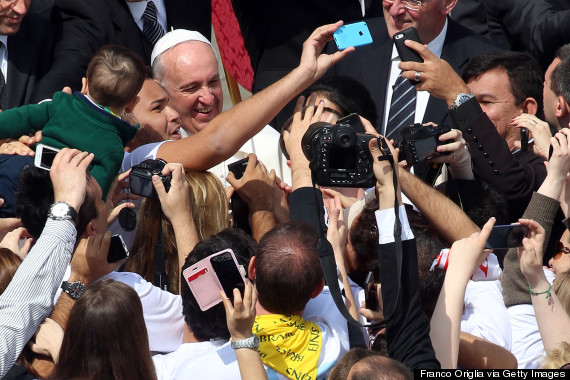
[347,356,413,380]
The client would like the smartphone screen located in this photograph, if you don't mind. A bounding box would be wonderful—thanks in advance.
[34,144,61,171]
[485,225,529,249]
[107,234,129,263]
[227,158,252,234]
[210,251,245,300]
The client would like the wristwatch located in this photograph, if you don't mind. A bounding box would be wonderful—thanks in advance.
[231,334,260,350]
[449,92,474,111]
[48,201,78,224]
[61,281,86,300]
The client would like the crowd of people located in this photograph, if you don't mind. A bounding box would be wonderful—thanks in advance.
[1,0,570,379]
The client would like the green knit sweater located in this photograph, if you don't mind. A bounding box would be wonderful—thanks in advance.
[0,92,138,197]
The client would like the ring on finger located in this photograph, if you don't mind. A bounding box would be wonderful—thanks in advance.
[530,119,537,127]
[414,71,421,82]
[452,152,456,160]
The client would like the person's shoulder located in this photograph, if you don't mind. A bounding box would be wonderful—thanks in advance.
[446,18,503,51]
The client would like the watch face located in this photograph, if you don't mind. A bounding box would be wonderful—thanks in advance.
[52,203,69,216]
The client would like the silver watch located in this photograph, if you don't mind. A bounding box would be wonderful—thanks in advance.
[449,92,474,111]
[48,201,78,223]
[231,334,260,350]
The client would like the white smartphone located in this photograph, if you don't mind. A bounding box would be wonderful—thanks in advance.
[34,144,60,171]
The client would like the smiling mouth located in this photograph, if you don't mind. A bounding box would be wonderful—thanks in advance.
[195,106,213,114]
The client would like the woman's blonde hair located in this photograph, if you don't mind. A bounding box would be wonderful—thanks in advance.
[126,170,229,292]
[541,342,570,369]
[553,271,570,316]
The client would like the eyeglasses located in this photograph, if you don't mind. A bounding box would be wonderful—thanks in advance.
[384,0,429,12]
[553,242,570,260]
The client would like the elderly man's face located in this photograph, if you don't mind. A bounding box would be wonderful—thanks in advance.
[159,41,223,134]
[383,0,455,44]
[0,0,30,35]
[543,57,561,128]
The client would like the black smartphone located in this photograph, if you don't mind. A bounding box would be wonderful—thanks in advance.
[337,113,366,134]
[210,250,246,301]
[520,127,529,151]
[107,234,129,263]
[485,225,529,249]
[393,27,423,63]
[227,158,252,235]
[364,270,378,313]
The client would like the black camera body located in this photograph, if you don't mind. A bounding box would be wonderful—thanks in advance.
[394,124,452,166]
[302,121,375,188]
[129,159,171,199]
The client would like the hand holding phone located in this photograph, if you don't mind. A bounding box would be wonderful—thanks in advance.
[227,158,252,235]
[107,234,129,263]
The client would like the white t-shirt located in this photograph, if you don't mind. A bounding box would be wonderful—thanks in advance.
[460,280,511,350]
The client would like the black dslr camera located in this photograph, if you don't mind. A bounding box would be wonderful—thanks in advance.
[129,159,171,199]
[394,124,452,166]
[302,119,375,188]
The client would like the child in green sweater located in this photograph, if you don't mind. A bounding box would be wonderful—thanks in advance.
[0,45,145,205]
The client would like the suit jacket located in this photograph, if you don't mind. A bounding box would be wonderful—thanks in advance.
[30,0,211,103]
[5,12,54,110]
[328,17,501,130]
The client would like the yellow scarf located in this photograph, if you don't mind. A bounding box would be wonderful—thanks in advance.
[253,314,322,380]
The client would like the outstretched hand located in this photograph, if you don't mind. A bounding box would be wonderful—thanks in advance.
[298,21,354,83]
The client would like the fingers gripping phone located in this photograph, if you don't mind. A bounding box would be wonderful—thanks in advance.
[393,27,423,63]
[333,21,373,50]
[34,144,61,171]
[183,249,246,311]
[485,225,529,249]
[364,270,378,313]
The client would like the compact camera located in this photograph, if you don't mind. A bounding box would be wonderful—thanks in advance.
[302,120,375,188]
[394,124,452,166]
[129,159,171,199]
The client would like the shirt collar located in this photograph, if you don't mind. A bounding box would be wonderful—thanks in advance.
[391,18,448,60]
[126,0,150,24]
[0,35,8,49]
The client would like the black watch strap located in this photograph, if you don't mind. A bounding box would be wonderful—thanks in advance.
[61,281,86,300]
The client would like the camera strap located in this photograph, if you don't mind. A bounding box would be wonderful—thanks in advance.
[311,136,403,337]
[153,213,170,292]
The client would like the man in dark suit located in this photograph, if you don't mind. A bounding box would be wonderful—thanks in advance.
[29,0,211,103]
[327,0,499,133]
[0,1,54,110]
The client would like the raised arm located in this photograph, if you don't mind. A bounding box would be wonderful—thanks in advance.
[156,22,353,171]
[0,149,92,377]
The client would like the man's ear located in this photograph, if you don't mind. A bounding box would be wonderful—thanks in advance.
[124,96,140,114]
[83,219,98,237]
[556,95,569,119]
[522,97,538,116]
[248,256,256,281]
[442,0,458,15]
[310,278,325,299]
[81,77,88,95]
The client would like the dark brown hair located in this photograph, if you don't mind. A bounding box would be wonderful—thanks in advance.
[86,45,146,109]
[50,279,156,380]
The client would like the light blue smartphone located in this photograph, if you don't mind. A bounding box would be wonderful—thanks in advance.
[333,21,373,50]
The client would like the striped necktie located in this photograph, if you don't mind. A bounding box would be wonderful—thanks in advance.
[385,72,416,139]
[142,1,165,46]
[0,41,6,110]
